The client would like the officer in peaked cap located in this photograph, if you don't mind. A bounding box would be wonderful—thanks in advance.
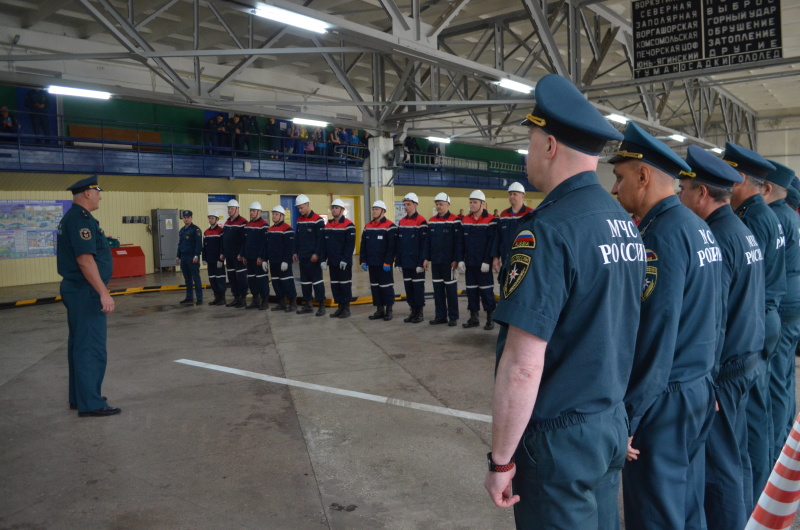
[678,145,764,529]
[485,74,644,530]
[725,142,784,506]
[176,210,203,305]
[612,123,722,530]
[786,176,800,210]
[57,175,121,417]
[762,160,800,458]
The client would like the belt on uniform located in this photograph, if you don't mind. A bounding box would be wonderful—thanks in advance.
[524,402,622,434]
[716,352,759,384]
[665,373,711,393]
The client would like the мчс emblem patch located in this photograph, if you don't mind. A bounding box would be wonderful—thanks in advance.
[503,253,531,298]
[79,228,92,240]
[641,249,657,301]
[511,230,536,250]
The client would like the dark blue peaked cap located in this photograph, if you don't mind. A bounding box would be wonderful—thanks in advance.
[608,122,691,178]
[765,160,796,189]
[723,142,775,180]
[67,175,101,194]
[520,74,622,156]
[683,145,743,189]
[787,186,800,209]
[792,176,800,191]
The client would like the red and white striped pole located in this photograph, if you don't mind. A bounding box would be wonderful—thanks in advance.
[746,413,800,529]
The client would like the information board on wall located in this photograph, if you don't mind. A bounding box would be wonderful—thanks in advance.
[0,200,72,259]
[633,0,782,78]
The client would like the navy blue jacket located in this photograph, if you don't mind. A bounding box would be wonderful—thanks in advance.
[396,212,428,269]
[294,211,326,260]
[462,209,497,266]
[325,217,356,266]
[769,198,800,306]
[202,225,223,263]
[240,217,268,260]
[360,217,397,266]
[266,221,294,264]
[424,212,463,264]
[177,223,202,259]
[493,205,534,260]
[221,215,247,258]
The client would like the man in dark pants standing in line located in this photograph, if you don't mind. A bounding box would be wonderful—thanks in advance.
[176,210,203,305]
[221,199,249,308]
[240,202,270,310]
[324,199,356,318]
[460,189,497,330]
[266,205,297,312]
[360,200,397,321]
[57,175,121,417]
[293,194,326,316]
[396,192,428,323]
[423,193,462,326]
[202,211,226,306]
[678,146,765,529]
[492,182,532,273]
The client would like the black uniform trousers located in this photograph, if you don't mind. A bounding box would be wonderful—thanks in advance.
[269,261,297,302]
[368,266,394,307]
[180,258,202,301]
[402,267,425,308]
[329,264,353,304]
[431,263,459,321]
[206,260,226,299]
[465,266,496,312]
[60,279,108,413]
[245,259,269,298]
[224,253,248,297]
[299,259,325,302]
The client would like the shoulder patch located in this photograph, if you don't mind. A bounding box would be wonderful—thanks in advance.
[642,250,658,301]
[79,228,92,240]
[511,230,536,250]
[503,253,531,298]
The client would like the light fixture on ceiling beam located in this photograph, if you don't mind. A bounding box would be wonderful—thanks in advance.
[669,134,686,142]
[427,136,451,144]
[254,4,330,34]
[292,117,328,128]
[517,149,528,155]
[606,114,629,124]
[495,78,534,94]
[47,85,111,100]
[710,147,723,154]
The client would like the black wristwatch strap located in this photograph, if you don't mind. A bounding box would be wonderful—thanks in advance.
[487,452,515,472]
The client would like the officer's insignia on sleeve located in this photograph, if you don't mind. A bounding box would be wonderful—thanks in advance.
[503,253,531,298]
[642,249,657,301]
[511,230,536,250]
[79,228,92,240]
[736,206,747,219]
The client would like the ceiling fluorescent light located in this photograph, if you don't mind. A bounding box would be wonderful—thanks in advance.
[292,118,328,128]
[255,4,330,34]
[606,114,628,124]
[711,147,723,154]
[669,134,686,142]
[427,136,451,144]
[48,85,111,100]
[496,79,533,94]
[517,149,528,155]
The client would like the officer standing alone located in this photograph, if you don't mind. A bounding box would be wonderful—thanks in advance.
[266,205,298,312]
[423,193,462,326]
[176,210,203,305]
[396,192,428,323]
[459,190,497,330]
[360,200,397,321]
[203,211,226,306]
[221,199,249,308]
[324,199,356,318]
[57,175,121,417]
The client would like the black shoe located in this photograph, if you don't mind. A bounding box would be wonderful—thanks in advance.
[258,298,269,310]
[246,295,261,309]
[403,308,417,323]
[297,303,314,314]
[271,303,286,312]
[429,317,448,325]
[70,396,106,410]
[383,308,393,321]
[412,309,424,324]
[286,301,298,313]
[226,296,239,307]
[195,300,203,305]
[179,298,193,305]
[448,319,458,327]
[369,306,385,320]
[339,304,351,319]
[484,311,495,330]
[207,298,218,306]
[462,311,480,328]
[234,296,247,308]
[331,304,343,318]
[315,305,326,316]
[216,297,227,306]
[79,406,121,417]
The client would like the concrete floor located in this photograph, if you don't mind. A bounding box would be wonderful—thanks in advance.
[1,270,798,528]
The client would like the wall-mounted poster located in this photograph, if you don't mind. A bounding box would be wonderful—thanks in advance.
[0,200,72,259]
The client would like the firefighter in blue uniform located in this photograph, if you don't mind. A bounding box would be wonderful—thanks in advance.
[423,193,462,326]
[325,199,356,318]
[360,200,398,321]
[240,201,270,310]
[266,205,297,312]
[485,74,643,529]
[492,182,533,273]
[293,194,326,316]
[57,175,121,417]
[396,192,428,324]
[460,189,497,330]
[678,145,765,529]
[726,142,784,505]
[203,211,226,306]
[221,199,249,308]
[613,123,721,530]
[763,160,800,452]
[176,210,203,305]
[786,176,800,210]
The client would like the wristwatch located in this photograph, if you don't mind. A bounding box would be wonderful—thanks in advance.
[487,452,515,472]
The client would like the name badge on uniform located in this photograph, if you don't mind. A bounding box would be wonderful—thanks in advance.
[503,253,531,298]
[377,235,383,240]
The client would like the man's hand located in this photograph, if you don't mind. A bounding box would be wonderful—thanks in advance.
[219,254,224,262]
[217,261,223,268]
[321,261,328,270]
[242,257,248,266]
[626,436,640,461]
[192,257,198,264]
[457,261,466,273]
[292,253,299,263]
[175,257,180,265]
[493,257,501,273]
[310,254,319,263]
[423,260,430,271]
[481,262,490,273]
[339,261,347,270]
[100,292,115,314]
[256,258,263,266]
[484,468,520,508]
[281,262,288,271]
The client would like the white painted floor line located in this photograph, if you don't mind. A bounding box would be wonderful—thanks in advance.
[175,359,493,423]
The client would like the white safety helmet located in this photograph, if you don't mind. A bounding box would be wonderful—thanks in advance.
[331,198,346,208]
[508,182,526,194]
[469,190,486,201]
[434,192,450,203]
[249,201,262,211]
[372,200,387,210]
[271,205,286,215]
[403,192,419,204]
[227,199,240,207]
[295,194,310,206]
[208,210,220,218]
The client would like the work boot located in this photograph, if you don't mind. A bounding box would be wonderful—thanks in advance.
[330,304,343,318]
[429,317,448,325]
[403,308,417,323]
[207,296,218,306]
[215,296,226,306]
[412,309,424,324]
[339,303,351,319]
[383,307,393,321]
[315,305,326,316]
[286,300,298,313]
[369,306,385,320]
[246,294,261,309]
[484,311,495,330]
[448,319,458,327]
[234,296,247,308]
[462,311,480,328]
[297,302,314,314]
[179,298,194,305]
[226,296,238,307]
[271,301,286,311]
[258,297,269,310]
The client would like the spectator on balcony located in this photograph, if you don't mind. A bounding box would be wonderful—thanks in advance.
[306,127,323,157]
[228,114,245,153]
[329,127,345,157]
[240,115,259,154]
[361,131,372,159]
[288,123,306,158]
[204,113,227,154]
[346,128,360,157]
[24,88,51,144]
[404,136,419,163]
[264,117,281,159]
[0,106,20,143]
